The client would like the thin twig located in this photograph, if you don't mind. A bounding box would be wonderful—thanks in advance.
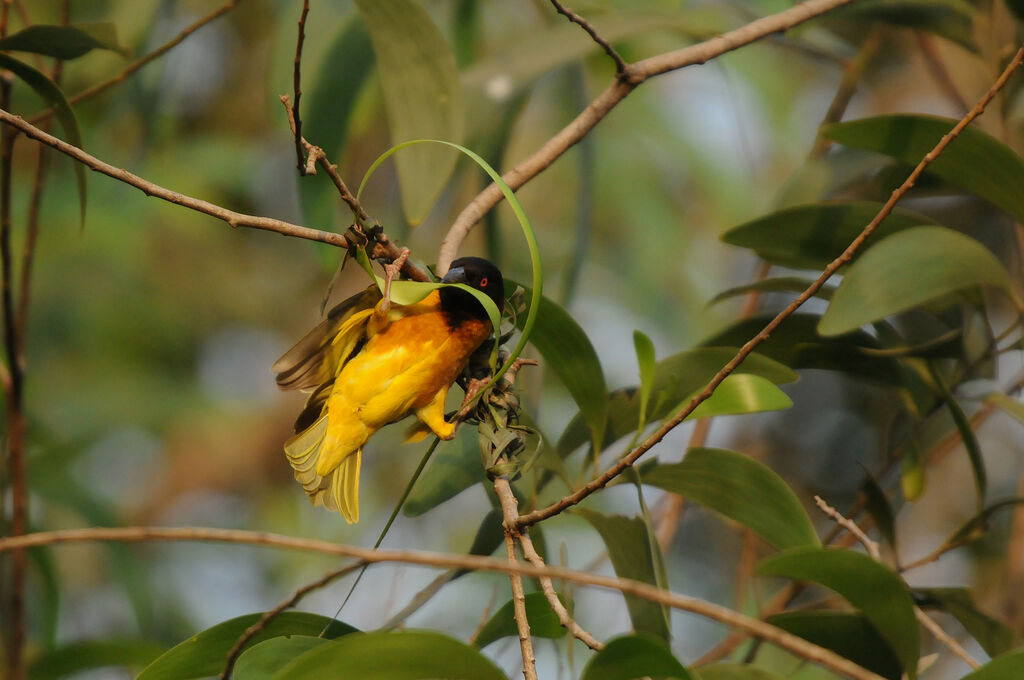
[494,478,538,680]
[816,495,981,670]
[220,561,365,680]
[437,0,857,274]
[28,0,244,124]
[0,107,348,247]
[515,42,1024,529]
[291,0,310,175]
[811,28,882,157]
[814,495,880,559]
[496,478,603,651]
[916,33,969,115]
[547,0,626,74]
[0,525,887,680]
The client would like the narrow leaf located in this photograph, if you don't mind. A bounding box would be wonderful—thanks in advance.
[0,53,85,227]
[0,23,128,59]
[508,282,607,453]
[473,592,568,648]
[860,475,896,551]
[634,330,657,432]
[987,392,1024,425]
[831,0,977,51]
[929,363,985,508]
[709,277,833,305]
[819,227,1019,336]
[758,548,920,679]
[823,115,1024,224]
[404,430,485,517]
[580,634,694,680]
[271,630,507,679]
[767,611,902,680]
[643,448,820,550]
[558,348,797,455]
[354,0,463,225]
[684,374,792,420]
[721,200,935,270]
[29,639,165,680]
[915,588,1012,657]
[136,612,355,680]
[577,510,671,640]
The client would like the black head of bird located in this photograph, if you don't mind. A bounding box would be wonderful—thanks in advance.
[439,256,505,324]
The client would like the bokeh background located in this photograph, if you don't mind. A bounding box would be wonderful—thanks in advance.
[7,1,1024,678]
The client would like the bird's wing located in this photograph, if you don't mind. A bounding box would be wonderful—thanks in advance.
[272,285,382,392]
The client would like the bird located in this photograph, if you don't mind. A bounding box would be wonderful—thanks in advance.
[272,256,504,523]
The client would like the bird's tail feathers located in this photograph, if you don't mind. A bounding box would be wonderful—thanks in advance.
[284,413,363,523]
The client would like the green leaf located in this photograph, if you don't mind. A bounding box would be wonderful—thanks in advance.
[685,374,792,420]
[0,23,128,59]
[831,0,977,51]
[642,448,819,550]
[696,663,785,680]
[0,53,85,228]
[558,348,797,455]
[758,547,919,679]
[136,612,356,680]
[929,363,985,508]
[915,588,1012,657]
[961,647,1024,679]
[766,611,902,680]
[473,592,568,648]
[937,499,1024,553]
[819,227,1019,336]
[299,17,374,230]
[404,430,485,516]
[708,277,833,306]
[634,330,657,433]
[721,200,936,270]
[577,510,671,641]
[354,0,463,225]
[507,281,608,452]
[823,115,1024,224]
[233,636,331,680]
[28,639,165,680]
[987,392,1024,425]
[271,630,507,679]
[580,634,694,680]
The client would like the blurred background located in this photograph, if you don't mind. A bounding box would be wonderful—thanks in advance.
[6,0,1024,678]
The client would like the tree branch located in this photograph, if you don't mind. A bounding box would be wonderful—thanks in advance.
[0,108,348,247]
[515,41,1024,528]
[290,0,310,175]
[436,0,857,273]
[0,525,887,680]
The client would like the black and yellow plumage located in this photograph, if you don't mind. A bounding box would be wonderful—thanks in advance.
[273,257,504,523]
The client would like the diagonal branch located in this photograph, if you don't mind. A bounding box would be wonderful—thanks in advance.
[290,0,311,175]
[437,0,857,273]
[0,525,886,680]
[515,41,1024,528]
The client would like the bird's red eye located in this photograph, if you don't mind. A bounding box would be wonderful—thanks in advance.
[480,277,488,287]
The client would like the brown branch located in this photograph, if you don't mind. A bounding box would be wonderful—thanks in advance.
[496,477,604,651]
[816,496,981,670]
[28,0,244,124]
[811,28,882,157]
[0,107,349,247]
[291,0,310,175]
[0,525,886,680]
[437,0,857,274]
[220,561,365,680]
[516,41,1024,529]
[494,478,538,680]
[547,0,626,74]
[916,33,969,115]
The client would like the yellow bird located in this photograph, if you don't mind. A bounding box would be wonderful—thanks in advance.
[273,257,504,523]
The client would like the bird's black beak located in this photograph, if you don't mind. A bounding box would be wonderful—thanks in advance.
[441,266,467,284]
